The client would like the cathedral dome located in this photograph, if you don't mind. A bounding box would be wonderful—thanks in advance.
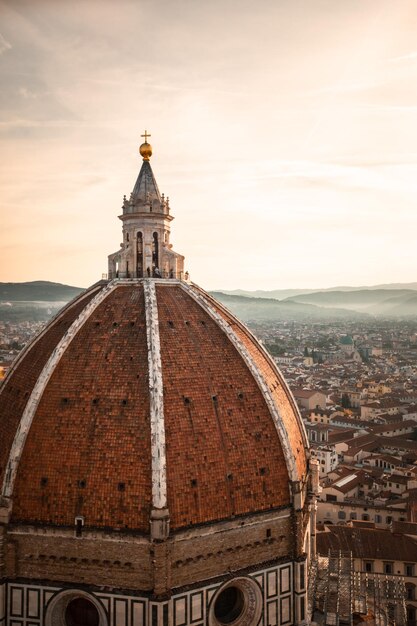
[0,138,314,625]
[0,278,308,532]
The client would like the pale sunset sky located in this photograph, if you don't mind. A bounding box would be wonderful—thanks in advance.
[1,0,417,290]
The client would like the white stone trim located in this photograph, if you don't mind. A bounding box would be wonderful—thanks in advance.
[45,588,109,626]
[173,509,291,543]
[181,282,300,485]
[0,282,104,398]
[143,279,167,510]
[1,281,118,499]
[8,524,150,543]
[208,577,263,626]
[190,284,309,453]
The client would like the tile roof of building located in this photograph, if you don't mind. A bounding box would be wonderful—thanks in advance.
[367,420,417,434]
[291,387,325,399]
[317,526,417,561]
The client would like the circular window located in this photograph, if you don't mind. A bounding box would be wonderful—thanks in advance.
[45,590,107,626]
[65,598,100,626]
[214,586,245,624]
[209,578,262,626]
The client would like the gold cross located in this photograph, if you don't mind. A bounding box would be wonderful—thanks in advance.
[141,130,151,143]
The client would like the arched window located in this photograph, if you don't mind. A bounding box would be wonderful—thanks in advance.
[152,232,159,271]
[406,584,416,601]
[136,232,143,277]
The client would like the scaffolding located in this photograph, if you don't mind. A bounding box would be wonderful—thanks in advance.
[309,551,407,626]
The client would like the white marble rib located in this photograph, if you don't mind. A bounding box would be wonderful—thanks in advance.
[0,284,104,399]
[143,279,167,510]
[1,281,117,499]
[190,285,309,453]
[181,281,300,486]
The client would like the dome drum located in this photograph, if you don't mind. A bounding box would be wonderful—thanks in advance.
[0,504,301,594]
[1,554,308,626]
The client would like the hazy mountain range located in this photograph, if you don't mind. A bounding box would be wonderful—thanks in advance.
[0,281,82,302]
[0,281,416,323]
[283,289,417,316]
[215,284,417,319]
[0,281,84,322]
[219,282,417,299]
[210,292,366,322]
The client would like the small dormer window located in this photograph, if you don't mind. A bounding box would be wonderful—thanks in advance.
[75,516,84,537]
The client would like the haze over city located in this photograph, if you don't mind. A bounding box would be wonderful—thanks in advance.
[1,0,417,290]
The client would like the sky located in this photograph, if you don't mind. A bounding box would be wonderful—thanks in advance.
[1,0,417,291]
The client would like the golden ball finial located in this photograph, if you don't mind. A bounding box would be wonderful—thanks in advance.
[139,142,152,161]
[140,130,152,161]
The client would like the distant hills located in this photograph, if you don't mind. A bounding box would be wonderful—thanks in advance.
[0,281,83,302]
[0,281,84,322]
[219,282,417,300]
[1,281,416,323]
[210,292,366,322]
[216,283,417,318]
[284,289,417,316]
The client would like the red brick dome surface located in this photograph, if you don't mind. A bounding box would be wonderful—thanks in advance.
[0,280,307,532]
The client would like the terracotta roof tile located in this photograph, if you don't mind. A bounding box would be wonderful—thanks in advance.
[201,293,307,480]
[317,525,417,561]
[0,285,103,488]
[156,285,291,528]
[2,281,307,532]
[12,285,152,530]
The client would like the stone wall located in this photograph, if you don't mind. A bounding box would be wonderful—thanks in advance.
[5,530,152,591]
[169,511,293,589]
[4,508,295,594]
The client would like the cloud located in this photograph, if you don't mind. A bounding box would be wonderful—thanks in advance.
[337,153,417,168]
[308,80,382,96]
[230,158,417,196]
[0,33,11,55]
[0,119,80,132]
[389,51,417,63]
[366,104,417,113]
[17,86,38,99]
